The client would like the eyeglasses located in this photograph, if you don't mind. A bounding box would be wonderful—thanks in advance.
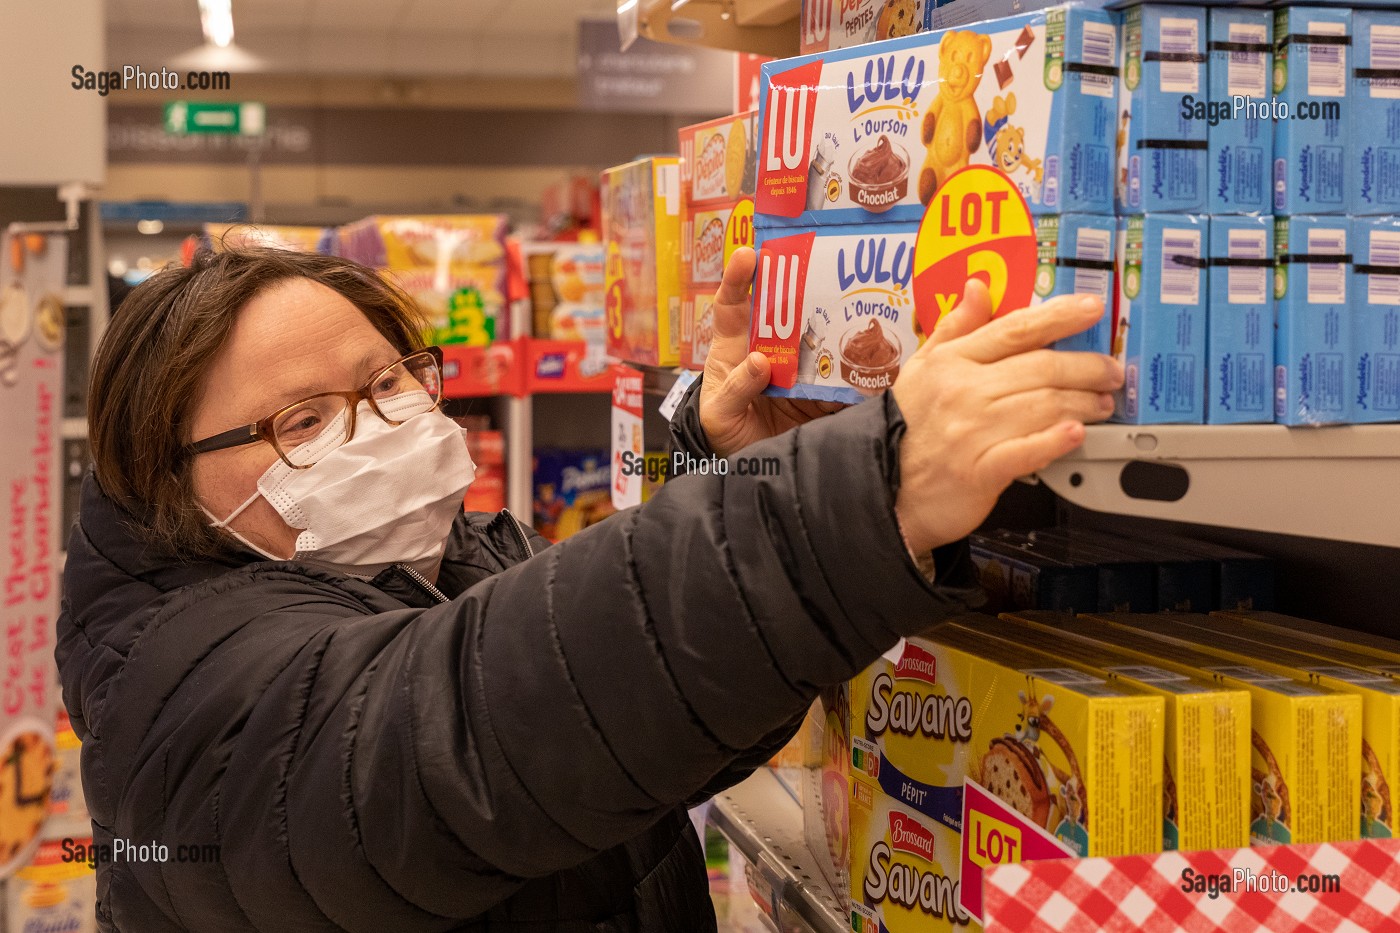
[190,346,445,469]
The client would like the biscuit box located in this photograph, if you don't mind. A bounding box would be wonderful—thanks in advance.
[845,624,1163,930]
[751,223,920,403]
[1101,613,1392,840]
[679,111,757,209]
[1112,213,1208,424]
[1213,611,1400,676]
[679,287,716,371]
[805,684,853,908]
[1351,11,1400,215]
[1140,533,1275,611]
[1116,5,1208,214]
[758,5,1120,228]
[683,204,741,289]
[1068,613,1362,847]
[1274,215,1352,425]
[531,448,615,541]
[969,532,1099,614]
[7,839,98,933]
[1351,216,1400,424]
[1273,7,1351,215]
[334,214,509,269]
[986,612,1252,853]
[602,158,682,367]
[1040,528,1214,612]
[1207,8,1273,215]
[989,528,1157,612]
[1208,214,1274,424]
[800,0,929,56]
[1034,214,1117,354]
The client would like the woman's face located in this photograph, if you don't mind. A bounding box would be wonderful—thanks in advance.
[189,277,404,558]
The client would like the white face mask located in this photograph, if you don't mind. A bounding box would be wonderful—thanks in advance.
[204,392,476,580]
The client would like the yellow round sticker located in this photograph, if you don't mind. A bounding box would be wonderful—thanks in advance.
[912,166,1037,339]
[723,198,755,267]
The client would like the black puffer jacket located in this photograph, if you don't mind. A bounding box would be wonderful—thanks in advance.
[57,384,980,931]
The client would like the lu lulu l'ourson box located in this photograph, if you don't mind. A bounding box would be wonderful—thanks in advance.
[1116,5,1209,214]
[1208,214,1274,425]
[1352,215,1400,424]
[756,5,1119,229]
[1113,213,1208,425]
[1350,10,1400,215]
[1274,215,1352,425]
[1274,7,1351,215]
[1207,7,1273,215]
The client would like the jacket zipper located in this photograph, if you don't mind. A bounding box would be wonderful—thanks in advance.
[395,563,450,604]
[500,508,535,559]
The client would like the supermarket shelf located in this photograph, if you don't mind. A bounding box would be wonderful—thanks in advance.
[709,768,846,933]
[1036,424,1400,549]
[633,0,800,57]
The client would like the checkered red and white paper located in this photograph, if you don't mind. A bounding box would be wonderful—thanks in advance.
[984,838,1400,932]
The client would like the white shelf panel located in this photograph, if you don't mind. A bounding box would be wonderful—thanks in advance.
[1036,424,1400,548]
[709,768,847,933]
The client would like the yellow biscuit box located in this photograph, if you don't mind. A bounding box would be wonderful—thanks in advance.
[602,157,682,367]
[1051,614,1362,847]
[988,613,1251,852]
[1215,610,1400,677]
[1103,613,1400,841]
[846,620,1164,931]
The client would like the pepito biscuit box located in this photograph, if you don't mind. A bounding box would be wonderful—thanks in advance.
[846,623,1163,930]
[751,222,921,404]
[1096,613,1394,841]
[1116,5,1208,214]
[1273,7,1352,215]
[1063,613,1362,847]
[800,0,929,56]
[679,287,716,372]
[1351,216,1400,424]
[757,5,1120,229]
[983,612,1251,853]
[679,111,757,210]
[1274,215,1352,425]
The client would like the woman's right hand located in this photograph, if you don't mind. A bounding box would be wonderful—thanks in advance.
[891,280,1124,555]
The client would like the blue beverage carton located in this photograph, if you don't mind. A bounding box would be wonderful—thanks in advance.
[1034,213,1118,354]
[1117,5,1208,214]
[1274,216,1352,425]
[1207,215,1274,424]
[1351,216,1400,423]
[1350,10,1400,215]
[1113,214,1208,424]
[1273,7,1351,215]
[756,5,1119,229]
[1207,8,1273,215]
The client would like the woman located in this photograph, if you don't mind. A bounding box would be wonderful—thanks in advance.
[58,245,1121,931]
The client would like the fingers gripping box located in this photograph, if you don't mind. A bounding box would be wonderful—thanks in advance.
[1113,214,1208,424]
[1274,215,1352,425]
[1352,216,1400,423]
[752,223,921,404]
[1273,7,1352,215]
[1208,215,1275,424]
[759,5,1119,229]
[847,624,1164,931]
[988,612,1251,853]
[1035,214,1118,354]
[1351,11,1400,215]
[1070,613,1362,847]
[1208,8,1273,215]
[1117,5,1209,214]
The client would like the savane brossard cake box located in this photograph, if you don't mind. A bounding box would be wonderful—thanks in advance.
[845,622,1163,932]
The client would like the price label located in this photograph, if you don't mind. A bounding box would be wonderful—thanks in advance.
[610,367,645,510]
[913,166,1037,338]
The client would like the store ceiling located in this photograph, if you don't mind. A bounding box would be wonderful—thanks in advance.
[107,0,622,78]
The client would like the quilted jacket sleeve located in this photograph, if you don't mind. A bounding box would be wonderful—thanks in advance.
[65,389,982,931]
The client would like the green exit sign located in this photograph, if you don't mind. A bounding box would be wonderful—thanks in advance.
[163,101,265,136]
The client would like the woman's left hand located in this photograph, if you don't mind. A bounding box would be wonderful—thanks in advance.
[700,248,845,458]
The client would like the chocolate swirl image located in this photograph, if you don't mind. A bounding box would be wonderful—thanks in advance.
[842,318,900,368]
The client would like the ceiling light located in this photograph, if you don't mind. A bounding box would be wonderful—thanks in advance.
[199,0,235,48]
[137,220,165,235]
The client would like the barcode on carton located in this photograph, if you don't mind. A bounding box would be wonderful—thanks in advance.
[1227,22,1268,97]
[1369,25,1400,99]
[1305,227,1347,305]
[1073,227,1113,300]
[1161,228,1202,306]
[1228,227,1268,305]
[1081,21,1117,98]
[1159,18,1201,94]
[1307,22,1347,98]
[1368,230,1400,305]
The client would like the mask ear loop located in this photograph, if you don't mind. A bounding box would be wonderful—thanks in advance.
[199,492,284,561]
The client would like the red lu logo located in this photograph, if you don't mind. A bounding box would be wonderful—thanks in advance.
[751,232,816,389]
[758,61,823,219]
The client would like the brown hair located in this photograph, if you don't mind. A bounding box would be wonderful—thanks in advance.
[89,247,428,560]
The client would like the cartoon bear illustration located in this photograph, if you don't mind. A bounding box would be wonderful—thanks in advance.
[919,30,994,204]
[985,93,1043,185]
